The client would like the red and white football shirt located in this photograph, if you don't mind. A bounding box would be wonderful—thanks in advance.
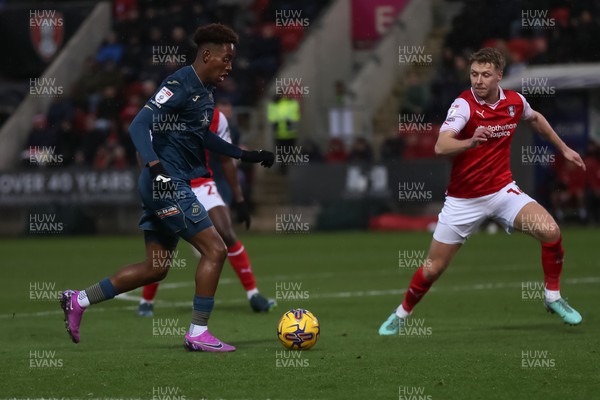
[441,87,534,198]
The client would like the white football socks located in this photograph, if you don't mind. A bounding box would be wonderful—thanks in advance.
[189,323,208,337]
[246,288,259,300]
[545,289,561,303]
[77,290,90,308]
[395,304,410,319]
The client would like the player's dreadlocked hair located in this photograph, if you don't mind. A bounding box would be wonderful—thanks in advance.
[469,47,506,72]
[193,23,239,48]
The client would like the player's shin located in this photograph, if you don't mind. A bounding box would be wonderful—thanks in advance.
[227,241,257,295]
[77,278,119,308]
[189,295,214,336]
[398,265,435,318]
[142,282,160,302]
[541,236,564,302]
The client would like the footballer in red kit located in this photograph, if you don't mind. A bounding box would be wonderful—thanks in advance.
[379,47,586,335]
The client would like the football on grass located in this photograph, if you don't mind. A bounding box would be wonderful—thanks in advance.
[277,308,320,350]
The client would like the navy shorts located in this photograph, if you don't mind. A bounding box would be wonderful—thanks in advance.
[137,167,213,244]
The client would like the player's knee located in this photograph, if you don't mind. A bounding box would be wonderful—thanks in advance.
[423,269,442,282]
[541,223,561,243]
[422,259,446,282]
[213,247,227,264]
[205,241,227,263]
[146,261,169,281]
[144,250,172,280]
[217,243,228,261]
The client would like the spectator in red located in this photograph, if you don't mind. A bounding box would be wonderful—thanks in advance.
[325,138,347,163]
[113,0,137,21]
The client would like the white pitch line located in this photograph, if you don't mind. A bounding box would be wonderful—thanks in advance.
[109,262,580,293]
[2,277,599,320]
[157,271,338,290]
[136,264,582,292]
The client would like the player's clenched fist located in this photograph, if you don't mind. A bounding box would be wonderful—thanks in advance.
[469,127,491,148]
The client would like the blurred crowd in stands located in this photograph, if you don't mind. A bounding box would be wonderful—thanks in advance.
[550,141,600,224]
[426,0,600,120]
[22,0,327,169]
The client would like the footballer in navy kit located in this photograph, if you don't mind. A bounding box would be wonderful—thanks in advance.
[60,24,274,352]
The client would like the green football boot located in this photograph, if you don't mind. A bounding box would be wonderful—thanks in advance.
[378,312,405,336]
[545,298,582,325]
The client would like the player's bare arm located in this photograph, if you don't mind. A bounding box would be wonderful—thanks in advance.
[220,153,252,228]
[434,128,491,156]
[220,154,244,203]
[527,110,586,170]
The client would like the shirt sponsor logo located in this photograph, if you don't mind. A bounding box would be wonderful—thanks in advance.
[155,87,174,104]
[156,206,180,219]
[477,123,517,138]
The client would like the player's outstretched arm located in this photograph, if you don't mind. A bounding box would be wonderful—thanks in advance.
[204,130,243,158]
[204,133,275,168]
[434,128,490,157]
[528,110,586,170]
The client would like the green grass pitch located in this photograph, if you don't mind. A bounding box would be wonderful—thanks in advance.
[1,229,599,399]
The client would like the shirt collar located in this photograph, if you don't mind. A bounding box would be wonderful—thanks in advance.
[471,86,505,106]
[189,65,214,92]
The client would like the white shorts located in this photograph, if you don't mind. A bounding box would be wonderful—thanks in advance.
[192,179,226,212]
[433,181,536,245]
